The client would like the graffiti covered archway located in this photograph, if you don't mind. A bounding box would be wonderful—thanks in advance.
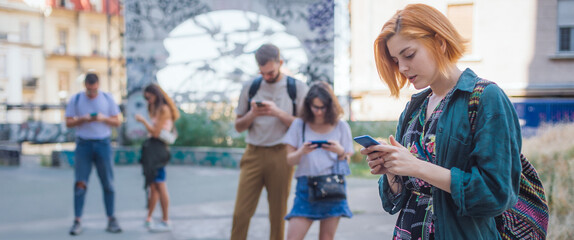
[124,0,335,140]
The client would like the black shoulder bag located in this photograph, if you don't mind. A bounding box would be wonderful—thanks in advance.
[303,123,347,202]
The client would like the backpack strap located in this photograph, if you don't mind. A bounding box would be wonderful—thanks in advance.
[247,77,263,113]
[246,76,297,116]
[286,76,297,116]
[74,93,81,116]
[75,91,114,116]
[468,78,494,133]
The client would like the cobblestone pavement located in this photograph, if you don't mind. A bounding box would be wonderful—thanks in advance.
[0,156,395,240]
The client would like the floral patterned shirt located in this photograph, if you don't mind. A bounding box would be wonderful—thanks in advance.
[392,88,455,240]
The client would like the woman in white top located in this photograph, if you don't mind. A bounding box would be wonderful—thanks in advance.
[135,83,179,232]
[283,81,354,240]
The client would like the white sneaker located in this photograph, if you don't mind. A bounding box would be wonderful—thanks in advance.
[149,220,171,232]
[144,220,153,230]
[69,220,82,235]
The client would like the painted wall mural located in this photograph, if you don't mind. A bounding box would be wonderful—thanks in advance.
[0,122,75,143]
[125,0,335,141]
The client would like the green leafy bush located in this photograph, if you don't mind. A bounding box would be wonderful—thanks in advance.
[172,105,246,148]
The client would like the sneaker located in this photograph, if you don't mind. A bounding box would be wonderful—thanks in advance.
[69,220,82,236]
[106,217,122,233]
[149,220,171,232]
[144,220,153,229]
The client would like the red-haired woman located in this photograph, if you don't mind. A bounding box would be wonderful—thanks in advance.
[362,3,522,239]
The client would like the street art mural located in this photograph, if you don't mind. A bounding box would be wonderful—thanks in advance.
[125,0,336,141]
[0,122,75,143]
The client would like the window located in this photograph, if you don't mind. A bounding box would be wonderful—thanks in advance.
[90,0,102,12]
[20,22,29,43]
[90,33,100,55]
[447,3,474,55]
[21,54,31,78]
[58,71,70,98]
[0,54,6,78]
[558,0,574,52]
[21,55,36,89]
[57,29,68,54]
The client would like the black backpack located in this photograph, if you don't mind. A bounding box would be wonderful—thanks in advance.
[247,76,298,116]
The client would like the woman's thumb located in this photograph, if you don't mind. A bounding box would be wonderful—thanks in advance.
[389,135,401,146]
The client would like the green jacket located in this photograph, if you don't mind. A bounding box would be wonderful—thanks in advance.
[378,68,522,239]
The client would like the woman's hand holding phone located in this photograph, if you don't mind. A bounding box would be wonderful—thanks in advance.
[355,135,389,175]
[358,135,425,177]
[135,114,146,123]
[320,140,344,157]
[301,142,317,155]
[378,136,427,177]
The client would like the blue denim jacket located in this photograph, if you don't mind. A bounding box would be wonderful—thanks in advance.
[378,69,522,239]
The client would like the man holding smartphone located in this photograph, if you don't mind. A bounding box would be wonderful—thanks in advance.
[65,72,122,235]
[232,44,309,240]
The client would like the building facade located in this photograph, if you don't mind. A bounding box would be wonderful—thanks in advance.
[350,0,574,122]
[0,0,124,123]
[0,1,44,122]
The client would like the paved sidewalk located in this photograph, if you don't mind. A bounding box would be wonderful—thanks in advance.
[0,156,396,240]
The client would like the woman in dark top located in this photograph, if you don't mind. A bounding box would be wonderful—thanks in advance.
[360,4,522,239]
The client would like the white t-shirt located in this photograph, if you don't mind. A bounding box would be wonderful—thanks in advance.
[235,75,308,146]
[283,118,354,178]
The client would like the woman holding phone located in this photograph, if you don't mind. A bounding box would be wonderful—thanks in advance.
[361,4,522,239]
[135,83,179,232]
[282,81,354,240]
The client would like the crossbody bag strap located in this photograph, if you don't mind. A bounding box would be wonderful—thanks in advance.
[302,121,305,143]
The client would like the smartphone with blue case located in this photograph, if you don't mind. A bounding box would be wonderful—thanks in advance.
[310,140,330,148]
[353,135,381,148]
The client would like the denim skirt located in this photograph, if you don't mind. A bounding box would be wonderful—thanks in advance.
[285,176,353,220]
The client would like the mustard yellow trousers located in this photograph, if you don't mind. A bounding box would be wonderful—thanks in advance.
[231,144,294,240]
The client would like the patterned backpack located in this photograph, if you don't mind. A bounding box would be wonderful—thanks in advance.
[469,79,549,239]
